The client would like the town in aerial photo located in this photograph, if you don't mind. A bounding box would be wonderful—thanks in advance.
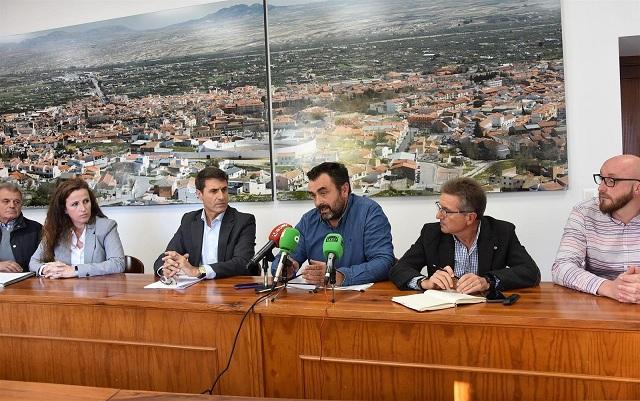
[0,0,566,205]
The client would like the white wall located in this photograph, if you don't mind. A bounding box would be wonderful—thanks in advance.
[17,0,640,279]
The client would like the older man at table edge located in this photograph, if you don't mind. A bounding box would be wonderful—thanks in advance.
[0,182,42,272]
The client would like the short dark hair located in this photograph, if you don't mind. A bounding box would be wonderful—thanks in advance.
[195,167,228,191]
[0,182,23,199]
[441,177,486,218]
[307,162,351,193]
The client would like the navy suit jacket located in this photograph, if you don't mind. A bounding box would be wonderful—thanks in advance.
[154,206,256,278]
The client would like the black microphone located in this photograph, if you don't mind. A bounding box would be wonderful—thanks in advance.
[273,227,301,285]
[323,233,344,283]
[246,223,291,273]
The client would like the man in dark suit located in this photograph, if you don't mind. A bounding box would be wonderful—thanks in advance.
[390,177,539,293]
[154,167,256,279]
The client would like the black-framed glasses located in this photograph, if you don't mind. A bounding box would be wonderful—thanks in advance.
[435,201,474,217]
[593,174,640,188]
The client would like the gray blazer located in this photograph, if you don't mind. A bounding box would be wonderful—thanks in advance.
[29,217,125,277]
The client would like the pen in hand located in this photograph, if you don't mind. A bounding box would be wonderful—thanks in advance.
[436,266,459,290]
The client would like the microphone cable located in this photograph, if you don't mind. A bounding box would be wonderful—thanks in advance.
[201,284,285,395]
[317,284,332,398]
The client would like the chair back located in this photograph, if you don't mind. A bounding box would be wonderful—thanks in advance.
[124,255,145,274]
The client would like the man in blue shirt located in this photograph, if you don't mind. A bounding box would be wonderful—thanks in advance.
[279,162,394,286]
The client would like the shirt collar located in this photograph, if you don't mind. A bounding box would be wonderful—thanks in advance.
[0,219,17,230]
[453,221,482,250]
[201,209,225,228]
[71,227,87,248]
[319,193,353,228]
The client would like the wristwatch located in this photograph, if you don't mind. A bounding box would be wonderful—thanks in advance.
[197,265,207,279]
[483,273,499,291]
[416,276,428,290]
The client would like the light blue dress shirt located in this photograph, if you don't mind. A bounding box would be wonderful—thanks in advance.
[200,210,224,279]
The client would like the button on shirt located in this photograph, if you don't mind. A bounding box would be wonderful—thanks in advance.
[200,210,224,279]
[0,220,16,263]
[452,222,481,278]
[71,227,86,267]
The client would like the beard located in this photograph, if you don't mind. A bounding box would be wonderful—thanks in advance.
[318,198,347,221]
[599,190,634,214]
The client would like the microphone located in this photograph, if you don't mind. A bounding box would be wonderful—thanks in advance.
[273,227,301,284]
[322,233,344,283]
[246,223,291,272]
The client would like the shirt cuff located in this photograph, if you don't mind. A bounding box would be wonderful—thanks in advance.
[77,265,90,278]
[203,264,217,280]
[592,276,609,295]
[408,276,423,290]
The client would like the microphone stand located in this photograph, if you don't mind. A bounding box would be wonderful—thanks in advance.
[262,256,271,288]
[271,256,291,302]
[329,260,337,303]
[254,253,275,294]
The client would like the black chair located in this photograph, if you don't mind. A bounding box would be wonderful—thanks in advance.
[124,255,145,274]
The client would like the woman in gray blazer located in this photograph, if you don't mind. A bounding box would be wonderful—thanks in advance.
[30,178,125,278]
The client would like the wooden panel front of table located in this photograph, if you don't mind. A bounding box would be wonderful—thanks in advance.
[258,283,640,401]
[0,275,263,396]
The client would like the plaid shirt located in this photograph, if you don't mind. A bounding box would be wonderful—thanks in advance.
[453,222,481,278]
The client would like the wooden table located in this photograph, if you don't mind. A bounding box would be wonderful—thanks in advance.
[1,275,639,400]
[0,379,313,401]
[259,281,640,400]
[0,274,263,396]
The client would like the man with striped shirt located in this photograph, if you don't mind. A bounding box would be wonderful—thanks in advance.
[552,155,640,303]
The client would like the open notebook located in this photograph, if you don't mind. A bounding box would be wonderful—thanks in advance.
[144,275,203,290]
[392,290,485,312]
[0,271,34,287]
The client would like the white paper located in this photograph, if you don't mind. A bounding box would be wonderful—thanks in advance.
[284,264,373,292]
[0,271,34,287]
[144,275,203,289]
[286,281,373,292]
[334,283,374,291]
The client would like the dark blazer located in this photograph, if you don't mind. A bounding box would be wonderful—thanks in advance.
[0,214,42,271]
[390,216,540,291]
[154,206,256,278]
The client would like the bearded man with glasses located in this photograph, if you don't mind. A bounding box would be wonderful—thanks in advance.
[390,177,540,294]
[553,155,640,303]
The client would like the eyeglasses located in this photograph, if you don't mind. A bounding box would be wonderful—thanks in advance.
[435,201,474,217]
[593,174,640,188]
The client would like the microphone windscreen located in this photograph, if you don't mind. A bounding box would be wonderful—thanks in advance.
[268,223,292,246]
[322,233,344,259]
[279,227,301,253]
